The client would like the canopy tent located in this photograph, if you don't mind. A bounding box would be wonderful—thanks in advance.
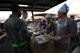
[0,0,66,11]
[45,0,80,14]
[0,0,66,21]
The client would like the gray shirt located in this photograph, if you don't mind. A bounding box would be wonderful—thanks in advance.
[55,18,77,44]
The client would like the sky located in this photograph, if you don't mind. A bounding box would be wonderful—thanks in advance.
[45,0,80,14]
[0,11,12,23]
[0,0,80,22]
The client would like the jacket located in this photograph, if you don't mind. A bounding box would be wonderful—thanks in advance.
[4,14,29,43]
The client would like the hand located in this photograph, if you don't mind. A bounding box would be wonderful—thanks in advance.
[46,35,53,40]
[54,36,62,41]
[0,33,7,40]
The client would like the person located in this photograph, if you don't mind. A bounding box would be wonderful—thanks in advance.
[21,10,33,53]
[40,20,46,29]
[4,4,30,53]
[21,10,28,25]
[53,4,77,53]
[0,23,4,35]
[70,15,75,20]
[45,14,55,34]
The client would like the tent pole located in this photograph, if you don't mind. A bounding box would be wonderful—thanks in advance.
[31,7,34,22]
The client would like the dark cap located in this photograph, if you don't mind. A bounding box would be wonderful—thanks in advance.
[11,4,20,12]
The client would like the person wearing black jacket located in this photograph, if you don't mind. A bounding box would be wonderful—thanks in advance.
[4,4,30,53]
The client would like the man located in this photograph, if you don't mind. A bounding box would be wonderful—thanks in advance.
[4,4,30,53]
[21,10,33,53]
[53,4,77,53]
[45,14,55,34]
[70,15,75,20]
[21,10,28,25]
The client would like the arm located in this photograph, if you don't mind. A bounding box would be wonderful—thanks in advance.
[17,20,30,40]
[60,34,76,40]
